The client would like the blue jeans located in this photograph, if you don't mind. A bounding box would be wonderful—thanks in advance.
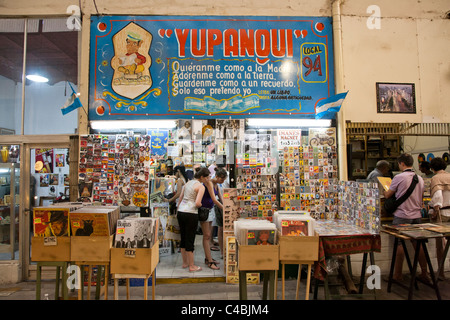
[392,216,422,225]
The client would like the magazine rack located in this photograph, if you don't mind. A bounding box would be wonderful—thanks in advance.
[236,242,279,300]
[110,241,159,300]
[277,234,319,300]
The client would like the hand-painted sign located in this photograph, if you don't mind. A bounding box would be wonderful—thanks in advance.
[89,16,335,120]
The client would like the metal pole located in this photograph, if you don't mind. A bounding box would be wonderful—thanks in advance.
[21,18,28,135]
[332,0,348,181]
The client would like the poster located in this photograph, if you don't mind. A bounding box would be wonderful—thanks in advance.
[90,16,334,120]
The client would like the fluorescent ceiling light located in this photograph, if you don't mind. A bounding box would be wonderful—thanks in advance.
[90,120,177,130]
[26,74,49,83]
[247,118,331,128]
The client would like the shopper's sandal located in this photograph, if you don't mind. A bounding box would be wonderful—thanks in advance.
[210,246,220,251]
[205,258,220,265]
[206,261,220,270]
[189,266,202,272]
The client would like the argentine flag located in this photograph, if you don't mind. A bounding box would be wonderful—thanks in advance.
[315,91,349,119]
[61,82,82,115]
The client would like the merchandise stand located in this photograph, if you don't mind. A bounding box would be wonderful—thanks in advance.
[75,262,109,300]
[110,242,159,300]
[382,228,444,300]
[313,253,376,300]
[31,236,72,300]
[112,272,155,300]
[35,261,70,300]
[312,233,381,300]
[277,234,319,300]
[237,242,279,300]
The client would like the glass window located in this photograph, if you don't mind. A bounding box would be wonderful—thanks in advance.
[24,18,79,135]
[0,18,79,135]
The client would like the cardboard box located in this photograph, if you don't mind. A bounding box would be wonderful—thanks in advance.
[278,232,319,262]
[31,237,71,261]
[110,242,159,275]
[70,235,114,262]
[237,242,279,271]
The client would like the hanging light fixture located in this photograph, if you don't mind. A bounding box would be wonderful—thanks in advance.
[26,74,49,83]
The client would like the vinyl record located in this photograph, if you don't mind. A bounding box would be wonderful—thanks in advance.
[418,153,425,163]
[443,152,450,164]
[427,153,435,162]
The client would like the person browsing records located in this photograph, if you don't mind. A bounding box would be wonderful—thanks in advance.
[384,153,429,282]
[167,165,190,215]
[428,157,450,279]
[367,160,390,182]
[199,167,225,270]
[177,167,210,272]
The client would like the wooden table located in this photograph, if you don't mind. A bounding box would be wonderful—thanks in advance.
[313,233,381,300]
[382,228,445,300]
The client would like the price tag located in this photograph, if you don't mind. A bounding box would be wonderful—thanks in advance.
[124,249,136,258]
[43,236,57,246]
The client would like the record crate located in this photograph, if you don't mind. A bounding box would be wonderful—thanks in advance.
[236,241,279,271]
[31,236,71,262]
[110,241,159,275]
[71,235,114,262]
[278,231,319,262]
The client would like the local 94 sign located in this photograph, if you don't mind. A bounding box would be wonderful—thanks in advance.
[89,16,335,120]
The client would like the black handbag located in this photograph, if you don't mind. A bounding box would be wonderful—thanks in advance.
[198,207,210,222]
[384,174,419,215]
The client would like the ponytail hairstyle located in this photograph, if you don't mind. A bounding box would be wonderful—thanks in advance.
[194,166,210,179]
[174,165,189,181]
[214,167,228,179]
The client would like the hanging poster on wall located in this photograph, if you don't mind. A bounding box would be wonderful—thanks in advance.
[90,16,335,120]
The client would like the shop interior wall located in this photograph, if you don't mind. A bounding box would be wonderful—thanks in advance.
[404,136,450,173]
[338,0,450,124]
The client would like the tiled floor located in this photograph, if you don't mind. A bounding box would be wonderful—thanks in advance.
[156,236,225,279]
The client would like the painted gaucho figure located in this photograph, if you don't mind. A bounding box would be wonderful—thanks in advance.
[111,22,152,99]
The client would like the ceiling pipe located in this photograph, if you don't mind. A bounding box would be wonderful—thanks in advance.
[332,0,348,181]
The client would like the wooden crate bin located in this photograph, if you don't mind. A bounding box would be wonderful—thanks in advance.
[31,237,71,262]
[71,235,114,262]
[110,241,159,275]
[237,242,279,271]
[279,232,319,262]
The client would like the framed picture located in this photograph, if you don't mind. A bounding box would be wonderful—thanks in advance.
[376,82,416,114]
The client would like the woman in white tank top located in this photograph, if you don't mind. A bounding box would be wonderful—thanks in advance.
[177,167,210,272]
